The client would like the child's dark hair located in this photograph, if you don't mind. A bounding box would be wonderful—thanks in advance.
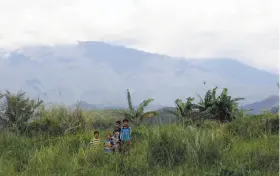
[116,120,121,124]
[94,131,99,135]
[123,119,129,122]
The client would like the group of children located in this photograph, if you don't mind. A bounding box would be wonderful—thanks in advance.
[90,119,132,153]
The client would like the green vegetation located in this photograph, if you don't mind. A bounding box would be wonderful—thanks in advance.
[122,89,158,127]
[0,87,279,176]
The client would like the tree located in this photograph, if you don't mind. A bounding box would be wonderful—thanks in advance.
[166,97,205,126]
[196,87,244,122]
[196,87,218,116]
[0,90,43,133]
[214,88,244,121]
[123,89,158,126]
[172,97,196,120]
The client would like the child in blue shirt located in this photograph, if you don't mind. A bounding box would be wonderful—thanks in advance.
[120,119,131,154]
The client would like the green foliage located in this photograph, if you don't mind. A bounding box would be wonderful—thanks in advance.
[197,87,244,122]
[172,97,196,119]
[123,89,159,126]
[26,106,86,136]
[225,113,279,139]
[166,97,207,127]
[26,118,64,137]
[0,120,279,176]
[84,109,124,131]
[147,125,232,168]
[0,90,43,134]
[0,88,278,176]
[222,136,279,175]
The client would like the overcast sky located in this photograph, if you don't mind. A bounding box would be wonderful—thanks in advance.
[0,0,278,72]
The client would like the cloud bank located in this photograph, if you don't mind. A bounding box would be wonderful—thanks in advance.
[0,0,278,71]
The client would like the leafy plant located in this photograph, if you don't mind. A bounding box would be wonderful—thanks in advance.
[0,90,43,134]
[122,89,158,126]
[165,97,209,126]
[196,87,244,122]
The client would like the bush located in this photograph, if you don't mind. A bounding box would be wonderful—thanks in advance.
[25,106,86,137]
[91,118,114,130]
[26,118,64,137]
[265,116,279,134]
[0,90,43,134]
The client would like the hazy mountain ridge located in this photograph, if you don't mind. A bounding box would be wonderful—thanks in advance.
[0,41,278,107]
[242,95,279,114]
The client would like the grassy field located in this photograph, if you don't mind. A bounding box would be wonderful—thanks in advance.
[0,89,279,176]
[0,112,279,176]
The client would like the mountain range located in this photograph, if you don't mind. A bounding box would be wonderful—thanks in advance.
[242,95,279,114]
[0,41,278,108]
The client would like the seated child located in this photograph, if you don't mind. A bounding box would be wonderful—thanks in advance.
[111,131,120,152]
[90,131,101,149]
[104,133,113,153]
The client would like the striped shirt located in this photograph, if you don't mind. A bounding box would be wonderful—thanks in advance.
[90,138,100,149]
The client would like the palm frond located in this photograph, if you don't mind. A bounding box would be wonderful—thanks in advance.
[175,99,184,115]
[136,98,154,117]
[126,89,134,111]
[141,111,159,118]
[140,111,159,121]
[231,97,245,102]
[196,93,204,103]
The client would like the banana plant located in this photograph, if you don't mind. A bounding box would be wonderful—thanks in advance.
[123,89,159,126]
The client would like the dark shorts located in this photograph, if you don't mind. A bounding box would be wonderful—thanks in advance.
[121,141,131,153]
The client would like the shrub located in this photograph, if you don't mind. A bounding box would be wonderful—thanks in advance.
[0,90,43,134]
[25,106,86,137]
[26,118,63,137]
[91,118,114,130]
[265,116,279,134]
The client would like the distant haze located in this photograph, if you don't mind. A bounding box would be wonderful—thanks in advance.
[0,41,278,108]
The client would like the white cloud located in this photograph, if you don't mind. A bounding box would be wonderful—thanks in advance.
[0,0,278,71]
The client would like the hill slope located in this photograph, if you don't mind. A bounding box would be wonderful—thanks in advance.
[0,41,278,106]
[243,95,279,114]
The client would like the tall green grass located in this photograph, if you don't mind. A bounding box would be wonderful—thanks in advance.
[0,114,278,176]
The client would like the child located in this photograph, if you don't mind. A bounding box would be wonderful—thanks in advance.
[120,119,132,154]
[104,133,113,153]
[111,131,120,152]
[113,120,121,140]
[90,131,101,149]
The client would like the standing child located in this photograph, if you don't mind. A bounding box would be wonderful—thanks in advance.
[112,120,121,152]
[120,119,132,154]
[104,133,113,153]
[113,120,121,139]
[90,131,101,149]
[111,131,120,152]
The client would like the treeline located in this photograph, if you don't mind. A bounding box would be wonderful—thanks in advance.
[0,86,278,137]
